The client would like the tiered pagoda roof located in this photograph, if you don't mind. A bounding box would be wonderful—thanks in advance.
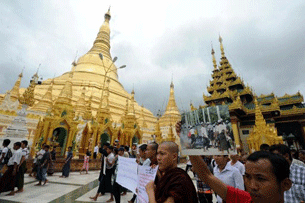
[203,36,254,106]
[204,37,305,118]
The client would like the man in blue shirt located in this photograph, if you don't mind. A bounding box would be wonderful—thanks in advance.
[213,155,244,203]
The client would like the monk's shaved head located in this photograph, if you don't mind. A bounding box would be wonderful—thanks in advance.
[160,141,179,154]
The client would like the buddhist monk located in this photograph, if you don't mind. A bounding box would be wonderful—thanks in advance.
[146,141,198,203]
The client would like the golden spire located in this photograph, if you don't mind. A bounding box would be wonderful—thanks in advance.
[31,78,54,112]
[164,81,179,115]
[254,97,266,126]
[87,8,112,60]
[219,35,225,58]
[19,72,38,106]
[247,97,283,151]
[211,47,218,70]
[52,67,73,117]
[9,70,23,102]
[159,81,181,128]
[167,123,175,142]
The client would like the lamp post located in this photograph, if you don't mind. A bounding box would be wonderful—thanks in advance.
[99,53,126,107]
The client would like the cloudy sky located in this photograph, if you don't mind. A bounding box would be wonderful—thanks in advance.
[0,0,304,115]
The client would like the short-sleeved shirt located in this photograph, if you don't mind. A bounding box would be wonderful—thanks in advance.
[40,151,50,168]
[7,148,23,166]
[123,151,129,158]
[284,163,305,202]
[228,161,245,176]
[142,158,151,166]
[22,147,29,160]
[225,185,252,203]
[106,153,115,169]
[292,158,305,167]
[214,163,244,203]
[94,146,99,153]
[1,147,8,163]
[37,149,45,159]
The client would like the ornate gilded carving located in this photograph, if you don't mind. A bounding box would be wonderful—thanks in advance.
[247,98,283,152]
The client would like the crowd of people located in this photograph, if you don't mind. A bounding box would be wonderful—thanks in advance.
[0,127,305,203]
[0,139,77,196]
[89,140,158,202]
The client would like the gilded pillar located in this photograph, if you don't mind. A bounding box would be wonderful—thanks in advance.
[45,123,53,145]
[66,128,73,151]
[92,128,98,154]
[231,117,241,149]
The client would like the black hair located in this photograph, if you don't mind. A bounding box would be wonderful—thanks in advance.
[247,151,290,183]
[118,147,124,151]
[3,139,11,147]
[44,145,50,149]
[68,146,72,150]
[113,148,118,155]
[86,151,91,156]
[103,143,110,147]
[269,144,292,161]
[260,143,270,151]
[107,145,114,151]
[124,146,129,151]
[14,142,21,147]
[149,142,158,152]
[139,144,147,152]
[21,140,28,147]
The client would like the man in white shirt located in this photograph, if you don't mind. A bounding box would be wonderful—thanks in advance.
[93,145,98,159]
[229,154,245,176]
[0,139,11,178]
[15,140,29,193]
[213,155,244,203]
[105,145,115,202]
[0,142,23,195]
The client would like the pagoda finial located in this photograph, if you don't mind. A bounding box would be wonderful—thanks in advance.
[211,45,217,70]
[19,72,38,106]
[170,74,174,88]
[105,6,111,22]
[131,84,135,95]
[219,35,225,58]
[86,8,112,60]
[9,69,24,102]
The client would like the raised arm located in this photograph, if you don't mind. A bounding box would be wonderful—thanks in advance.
[190,156,228,201]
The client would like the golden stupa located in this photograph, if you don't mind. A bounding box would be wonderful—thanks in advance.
[0,8,182,157]
[31,9,156,125]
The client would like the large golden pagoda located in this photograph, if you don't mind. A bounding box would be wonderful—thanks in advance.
[202,36,305,151]
[29,9,157,127]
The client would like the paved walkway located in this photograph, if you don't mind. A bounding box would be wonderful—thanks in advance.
[0,163,216,202]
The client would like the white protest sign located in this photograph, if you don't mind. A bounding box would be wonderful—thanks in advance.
[116,156,138,193]
[137,165,158,203]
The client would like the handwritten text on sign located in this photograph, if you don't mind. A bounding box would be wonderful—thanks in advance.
[137,165,158,203]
